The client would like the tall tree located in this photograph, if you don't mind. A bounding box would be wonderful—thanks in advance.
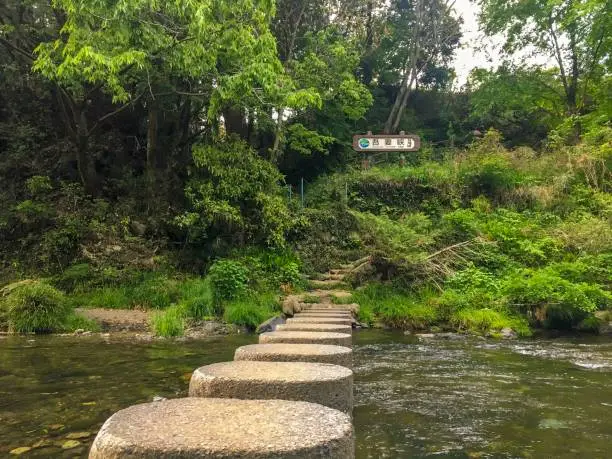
[380,0,461,133]
[479,0,611,116]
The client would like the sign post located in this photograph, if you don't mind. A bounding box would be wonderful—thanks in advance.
[352,131,421,153]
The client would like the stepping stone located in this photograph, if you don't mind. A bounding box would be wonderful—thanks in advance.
[234,343,353,368]
[260,331,352,347]
[287,317,352,326]
[89,398,354,458]
[296,312,353,318]
[277,323,352,334]
[189,361,353,413]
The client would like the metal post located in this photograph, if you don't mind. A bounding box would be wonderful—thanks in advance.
[288,184,292,201]
[300,178,304,208]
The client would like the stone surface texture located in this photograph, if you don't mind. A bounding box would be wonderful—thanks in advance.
[277,323,352,334]
[287,317,352,325]
[89,398,354,458]
[259,331,352,347]
[234,343,353,368]
[189,361,353,413]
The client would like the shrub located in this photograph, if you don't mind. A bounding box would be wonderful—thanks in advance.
[208,259,249,302]
[54,263,95,292]
[151,304,185,337]
[1,281,71,333]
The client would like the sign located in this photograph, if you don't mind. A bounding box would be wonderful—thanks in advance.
[352,131,420,152]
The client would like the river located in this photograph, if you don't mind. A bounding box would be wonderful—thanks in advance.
[1,330,610,458]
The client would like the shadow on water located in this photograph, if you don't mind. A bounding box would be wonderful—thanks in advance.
[1,330,611,458]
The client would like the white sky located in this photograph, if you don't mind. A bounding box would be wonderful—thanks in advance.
[451,0,555,87]
[451,0,493,86]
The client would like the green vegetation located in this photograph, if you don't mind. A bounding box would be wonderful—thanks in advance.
[301,294,321,304]
[0,0,609,337]
[0,281,70,333]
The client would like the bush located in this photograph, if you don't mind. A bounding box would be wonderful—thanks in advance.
[1,280,71,333]
[151,304,185,337]
[208,259,249,302]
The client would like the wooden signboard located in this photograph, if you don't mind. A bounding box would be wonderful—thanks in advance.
[352,131,421,152]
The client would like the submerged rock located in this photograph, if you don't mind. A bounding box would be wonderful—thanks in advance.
[61,440,81,449]
[256,316,285,334]
[500,328,518,339]
[9,447,32,455]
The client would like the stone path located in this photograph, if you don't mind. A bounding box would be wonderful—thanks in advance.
[90,265,359,458]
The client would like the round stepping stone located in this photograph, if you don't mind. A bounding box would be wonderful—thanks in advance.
[277,323,352,334]
[234,343,353,368]
[189,361,353,413]
[287,317,352,326]
[89,398,354,458]
[260,331,352,347]
[296,313,352,318]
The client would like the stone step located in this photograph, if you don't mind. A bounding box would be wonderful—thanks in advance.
[234,343,353,368]
[90,398,354,458]
[189,361,353,414]
[260,331,352,347]
[287,317,353,326]
[277,323,352,334]
[296,312,353,318]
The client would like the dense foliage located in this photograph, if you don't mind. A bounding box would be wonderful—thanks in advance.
[0,0,609,335]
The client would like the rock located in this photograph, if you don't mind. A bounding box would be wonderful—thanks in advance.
[256,315,285,334]
[90,398,354,459]
[32,439,53,449]
[500,328,518,339]
[61,440,81,449]
[73,329,85,335]
[48,424,64,430]
[152,396,167,402]
[189,361,353,414]
[416,333,435,339]
[282,296,300,316]
[130,220,147,237]
[65,432,91,440]
[9,447,32,455]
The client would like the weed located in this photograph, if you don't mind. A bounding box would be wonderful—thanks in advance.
[151,304,185,337]
[301,294,320,304]
[223,292,279,330]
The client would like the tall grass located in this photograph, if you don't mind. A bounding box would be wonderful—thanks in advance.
[151,304,185,337]
[223,292,279,330]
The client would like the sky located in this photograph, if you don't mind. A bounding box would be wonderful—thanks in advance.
[451,0,493,86]
[451,0,555,86]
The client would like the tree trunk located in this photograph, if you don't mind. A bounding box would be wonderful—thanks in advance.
[75,108,98,196]
[146,102,158,184]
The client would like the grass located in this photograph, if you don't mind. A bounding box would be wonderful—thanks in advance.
[62,313,101,332]
[331,294,354,305]
[1,281,71,333]
[301,294,320,303]
[450,308,531,337]
[223,292,280,330]
[151,304,185,337]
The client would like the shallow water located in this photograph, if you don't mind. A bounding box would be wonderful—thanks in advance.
[1,331,610,458]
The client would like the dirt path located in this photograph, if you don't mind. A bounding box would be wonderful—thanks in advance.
[75,308,151,331]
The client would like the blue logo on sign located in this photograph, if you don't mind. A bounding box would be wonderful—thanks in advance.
[359,138,370,149]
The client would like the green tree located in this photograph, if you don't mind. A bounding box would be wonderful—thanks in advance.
[479,0,611,117]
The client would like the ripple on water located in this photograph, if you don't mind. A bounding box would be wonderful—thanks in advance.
[353,333,612,458]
